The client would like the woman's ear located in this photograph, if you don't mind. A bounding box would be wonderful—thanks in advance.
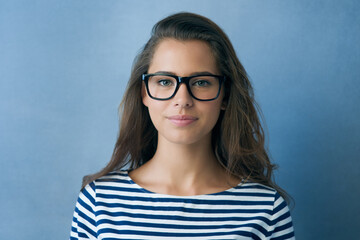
[141,82,149,107]
[221,100,227,110]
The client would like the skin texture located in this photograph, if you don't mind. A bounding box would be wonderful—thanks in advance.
[130,39,239,196]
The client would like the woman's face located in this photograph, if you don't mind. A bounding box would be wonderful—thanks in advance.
[142,39,225,146]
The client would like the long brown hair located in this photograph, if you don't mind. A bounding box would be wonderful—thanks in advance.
[83,12,290,202]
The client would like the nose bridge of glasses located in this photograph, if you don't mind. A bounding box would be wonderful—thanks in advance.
[174,76,193,98]
[176,76,192,92]
[177,76,191,84]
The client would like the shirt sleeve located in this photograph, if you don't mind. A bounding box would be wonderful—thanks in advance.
[269,192,295,240]
[69,182,98,240]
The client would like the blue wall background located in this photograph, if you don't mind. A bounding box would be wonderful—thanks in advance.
[1,0,359,239]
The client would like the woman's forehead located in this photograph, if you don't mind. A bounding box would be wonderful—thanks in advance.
[148,39,219,75]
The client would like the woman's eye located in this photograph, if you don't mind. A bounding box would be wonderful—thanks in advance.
[193,80,210,87]
[158,79,173,86]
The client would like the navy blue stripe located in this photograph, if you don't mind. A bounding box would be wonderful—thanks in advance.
[96,184,274,198]
[96,193,273,206]
[89,181,96,191]
[78,208,96,227]
[273,219,293,233]
[77,222,97,238]
[96,212,273,225]
[71,226,77,233]
[96,185,153,194]
[96,209,273,222]
[77,197,94,216]
[271,231,295,240]
[275,210,291,223]
[274,199,287,214]
[95,172,129,182]
[98,228,258,238]
[212,190,274,197]
[96,201,273,214]
[81,186,95,206]
[97,219,269,235]
[234,183,273,191]
[96,178,132,184]
[78,232,87,238]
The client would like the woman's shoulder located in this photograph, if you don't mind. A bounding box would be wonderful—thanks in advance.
[91,170,133,187]
[95,170,130,182]
[78,170,138,201]
[236,181,291,215]
[81,170,132,192]
[231,181,288,206]
[233,181,277,196]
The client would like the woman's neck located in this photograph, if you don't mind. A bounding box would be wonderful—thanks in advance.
[129,134,240,196]
[152,141,217,185]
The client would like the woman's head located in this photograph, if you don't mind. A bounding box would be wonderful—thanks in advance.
[84,12,286,201]
[125,12,261,171]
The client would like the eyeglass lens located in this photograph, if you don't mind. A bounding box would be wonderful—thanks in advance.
[147,75,220,100]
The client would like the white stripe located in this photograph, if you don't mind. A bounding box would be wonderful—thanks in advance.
[96,197,274,209]
[98,223,266,237]
[96,216,273,231]
[96,189,274,202]
[95,205,273,218]
[271,226,295,239]
[99,232,253,240]
[97,179,275,194]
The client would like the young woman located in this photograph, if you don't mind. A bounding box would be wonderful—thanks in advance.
[70,12,295,239]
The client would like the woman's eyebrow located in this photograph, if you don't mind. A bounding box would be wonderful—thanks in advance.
[189,71,216,76]
[152,71,217,76]
[153,71,176,75]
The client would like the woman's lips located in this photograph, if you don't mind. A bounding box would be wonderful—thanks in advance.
[167,115,198,127]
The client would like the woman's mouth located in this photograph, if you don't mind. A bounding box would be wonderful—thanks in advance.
[167,115,198,127]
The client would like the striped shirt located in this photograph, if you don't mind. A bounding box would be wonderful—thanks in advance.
[70,171,295,239]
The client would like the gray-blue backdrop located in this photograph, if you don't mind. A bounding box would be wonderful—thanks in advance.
[1,0,359,239]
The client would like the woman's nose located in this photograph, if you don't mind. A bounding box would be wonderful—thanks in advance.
[172,83,194,108]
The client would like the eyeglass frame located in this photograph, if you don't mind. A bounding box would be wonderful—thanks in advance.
[142,73,226,101]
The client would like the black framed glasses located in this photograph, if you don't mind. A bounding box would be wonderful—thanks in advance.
[142,73,225,101]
